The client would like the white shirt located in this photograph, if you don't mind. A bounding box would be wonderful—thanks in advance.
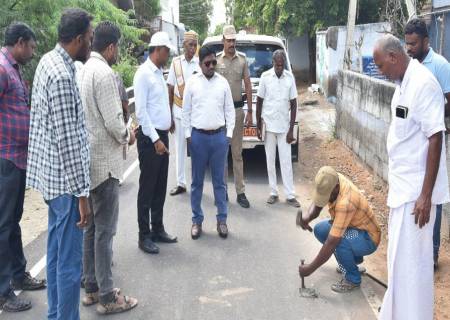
[387,59,449,208]
[257,68,297,133]
[133,58,171,142]
[167,55,200,119]
[182,72,235,138]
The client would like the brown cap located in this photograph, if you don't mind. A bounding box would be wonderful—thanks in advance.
[313,166,339,207]
[184,30,198,42]
[223,25,237,40]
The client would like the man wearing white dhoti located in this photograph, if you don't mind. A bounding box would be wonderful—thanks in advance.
[373,35,449,320]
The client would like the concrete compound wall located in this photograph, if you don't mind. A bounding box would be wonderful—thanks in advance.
[337,69,450,238]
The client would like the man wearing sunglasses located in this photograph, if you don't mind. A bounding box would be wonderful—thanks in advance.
[182,46,235,239]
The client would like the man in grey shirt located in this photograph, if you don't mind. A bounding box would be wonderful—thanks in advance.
[78,22,137,315]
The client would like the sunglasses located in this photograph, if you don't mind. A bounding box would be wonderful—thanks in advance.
[204,60,217,67]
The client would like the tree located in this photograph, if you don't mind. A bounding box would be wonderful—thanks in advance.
[0,0,153,87]
[179,0,213,41]
[212,23,226,36]
[229,0,381,82]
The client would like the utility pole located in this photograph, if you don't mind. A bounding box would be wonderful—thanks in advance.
[343,0,358,70]
[404,0,416,20]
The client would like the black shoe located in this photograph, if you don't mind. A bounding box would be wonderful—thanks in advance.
[152,230,178,243]
[169,186,186,196]
[12,272,46,291]
[0,292,31,312]
[237,193,250,208]
[138,238,160,254]
[217,222,228,238]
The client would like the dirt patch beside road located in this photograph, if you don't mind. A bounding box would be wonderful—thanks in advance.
[297,87,450,320]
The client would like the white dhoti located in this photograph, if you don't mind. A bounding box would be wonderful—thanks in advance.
[173,108,187,188]
[379,202,436,320]
[264,131,295,199]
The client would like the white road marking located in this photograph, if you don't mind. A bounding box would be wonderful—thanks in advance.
[122,159,139,182]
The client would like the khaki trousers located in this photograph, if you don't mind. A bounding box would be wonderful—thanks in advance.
[225,107,245,194]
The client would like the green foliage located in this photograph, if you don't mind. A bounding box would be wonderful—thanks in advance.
[231,0,381,37]
[212,23,226,36]
[133,0,161,21]
[0,0,153,86]
[180,0,213,41]
[112,53,137,87]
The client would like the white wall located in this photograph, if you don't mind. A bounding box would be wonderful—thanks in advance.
[316,22,391,98]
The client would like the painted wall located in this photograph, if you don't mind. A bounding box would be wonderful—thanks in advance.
[316,22,391,98]
[287,35,310,81]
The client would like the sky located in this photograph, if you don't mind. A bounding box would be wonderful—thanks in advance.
[209,0,227,33]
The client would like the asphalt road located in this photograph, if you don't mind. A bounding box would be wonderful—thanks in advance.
[2,103,383,319]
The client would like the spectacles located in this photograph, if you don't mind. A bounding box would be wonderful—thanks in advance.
[204,60,217,67]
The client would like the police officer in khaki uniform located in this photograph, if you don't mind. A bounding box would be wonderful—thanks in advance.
[216,25,253,208]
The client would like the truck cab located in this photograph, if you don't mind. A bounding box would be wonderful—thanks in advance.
[202,33,299,161]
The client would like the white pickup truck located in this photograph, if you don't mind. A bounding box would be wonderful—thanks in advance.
[202,33,299,161]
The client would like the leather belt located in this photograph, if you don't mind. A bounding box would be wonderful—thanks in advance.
[234,101,244,108]
[193,126,225,135]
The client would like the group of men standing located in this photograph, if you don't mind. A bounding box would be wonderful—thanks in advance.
[134,24,301,244]
[0,12,302,319]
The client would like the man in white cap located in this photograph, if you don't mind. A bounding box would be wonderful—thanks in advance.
[133,31,178,254]
[216,25,253,208]
[297,166,380,293]
[167,30,200,196]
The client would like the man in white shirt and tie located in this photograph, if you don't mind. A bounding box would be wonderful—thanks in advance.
[167,30,200,196]
[373,34,449,320]
[182,46,235,239]
[133,32,178,254]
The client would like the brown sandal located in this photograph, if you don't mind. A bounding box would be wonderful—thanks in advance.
[82,288,121,307]
[96,292,138,315]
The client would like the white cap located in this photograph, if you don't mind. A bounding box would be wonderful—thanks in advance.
[149,31,176,52]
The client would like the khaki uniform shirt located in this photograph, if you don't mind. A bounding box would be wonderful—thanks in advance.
[216,51,249,102]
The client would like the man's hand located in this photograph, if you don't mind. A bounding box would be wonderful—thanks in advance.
[169,119,175,134]
[257,122,262,141]
[154,139,169,156]
[245,111,253,127]
[77,196,90,228]
[296,208,313,232]
[286,127,296,144]
[413,193,432,228]
[128,130,136,146]
[299,263,314,278]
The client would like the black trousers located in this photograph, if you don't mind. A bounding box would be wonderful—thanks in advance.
[137,128,169,240]
[0,158,27,297]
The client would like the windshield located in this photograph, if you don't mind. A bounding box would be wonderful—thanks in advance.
[206,43,288,78]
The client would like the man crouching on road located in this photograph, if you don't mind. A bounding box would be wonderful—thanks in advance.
[297,166,381,293]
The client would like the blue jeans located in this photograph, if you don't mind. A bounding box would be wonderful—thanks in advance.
[314,220,377,285]
[433,204,442,260]
[190,128,228,224]
[46,194,83,320]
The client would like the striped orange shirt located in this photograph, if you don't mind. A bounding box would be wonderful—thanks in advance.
[328,174,381,245]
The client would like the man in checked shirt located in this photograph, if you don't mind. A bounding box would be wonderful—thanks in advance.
[27,9,93,320]
[297,166,381,293]
[0,22,46,313]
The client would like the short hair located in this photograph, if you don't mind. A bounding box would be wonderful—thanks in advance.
[148,46,156,55]
[58,8,93,44]
[4,22,36,46]
[92,21,121,52]
[375,34,405,54]
[272,49,286,62]
[405,18,429,38]
[199,45,215,62]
